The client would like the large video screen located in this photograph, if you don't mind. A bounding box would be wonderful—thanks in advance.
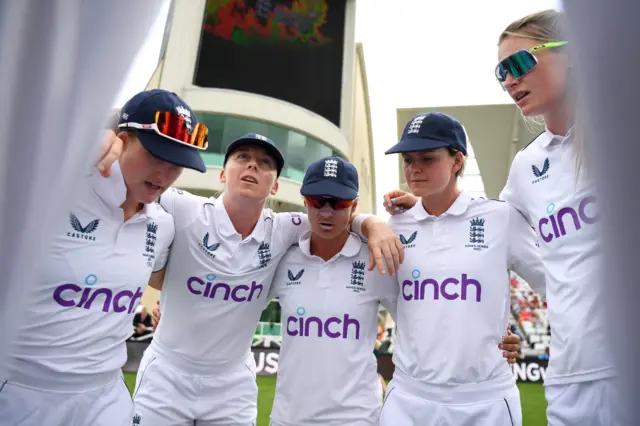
[193,0,346,127]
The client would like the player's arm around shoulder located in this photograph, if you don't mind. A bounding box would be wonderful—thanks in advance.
[351,214,405,277]
[158,187,211,231]
[386,208,415,228]
[271,211,307,249]
[385,210,416,256]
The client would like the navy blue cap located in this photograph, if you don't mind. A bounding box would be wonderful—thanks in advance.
[224,133,285,176]
[385,112,468,156]
[301,155,359,200]
[118,89,206,173]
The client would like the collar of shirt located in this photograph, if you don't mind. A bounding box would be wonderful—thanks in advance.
[538,126,574,148]
[409,190,472,222]
[213,195,266,242]
[297,229,362,260]
[88,161,160,220]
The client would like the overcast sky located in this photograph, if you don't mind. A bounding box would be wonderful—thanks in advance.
[114,0,562,216]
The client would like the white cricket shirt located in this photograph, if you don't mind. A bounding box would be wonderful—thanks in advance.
[8,162,174,391]
[269,231,397,426]
[500,129,611,386]
[389,191,545,402]
[149,189,372,373]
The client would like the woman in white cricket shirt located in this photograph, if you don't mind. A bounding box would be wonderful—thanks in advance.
[268,156,398,426]
[377,112,546,426]
[104,133,403,426]
[496,10,619,426]
[0,89,209,426]
[387,11,619,426]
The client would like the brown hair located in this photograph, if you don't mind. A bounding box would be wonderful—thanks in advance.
[447,147,466,178]
[499,10,584,176]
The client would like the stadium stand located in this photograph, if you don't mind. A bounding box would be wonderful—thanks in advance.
[510,274,550,357]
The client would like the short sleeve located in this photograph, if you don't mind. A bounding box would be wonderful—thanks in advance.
[159,188,208,231]
[273,212,310,249]
[350,214,375,238]
[500,154,532,226]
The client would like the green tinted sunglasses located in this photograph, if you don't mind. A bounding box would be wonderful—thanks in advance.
[495,41,568,82]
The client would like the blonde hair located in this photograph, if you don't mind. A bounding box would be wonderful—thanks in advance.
[499,10,584,177]
[499,9,567,44]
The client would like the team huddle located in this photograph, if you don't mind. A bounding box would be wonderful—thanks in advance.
[0,9,622,426]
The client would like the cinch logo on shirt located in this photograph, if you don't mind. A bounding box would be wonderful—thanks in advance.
[399,231,417,248]
[52,274,143,313]
[67,213,99,241]
[537,196,598,243]
[402,269,482,302]
[186,274,263,302]
[199,232,221,258]
[531,158,550,183]
[286,306,361,339]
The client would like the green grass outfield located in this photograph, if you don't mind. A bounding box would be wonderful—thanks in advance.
[123,372,548,425]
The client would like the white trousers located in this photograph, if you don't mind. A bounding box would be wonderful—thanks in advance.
[132,348,258,426]
[377,382,522,426]
[0,375,133,426]
[546,377,626,426]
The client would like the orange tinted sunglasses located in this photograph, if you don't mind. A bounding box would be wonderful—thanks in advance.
[304,196,355,210]
[119,111,208,150]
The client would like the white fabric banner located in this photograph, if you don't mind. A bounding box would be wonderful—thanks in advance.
[0,0,164,380]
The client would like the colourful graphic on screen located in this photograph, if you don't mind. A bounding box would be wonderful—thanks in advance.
[193,0,346,126]
[203,0,331,46]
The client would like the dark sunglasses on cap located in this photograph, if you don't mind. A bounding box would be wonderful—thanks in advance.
[119,111,209,150]
[495,41,568,83]
[304,196,355,211]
